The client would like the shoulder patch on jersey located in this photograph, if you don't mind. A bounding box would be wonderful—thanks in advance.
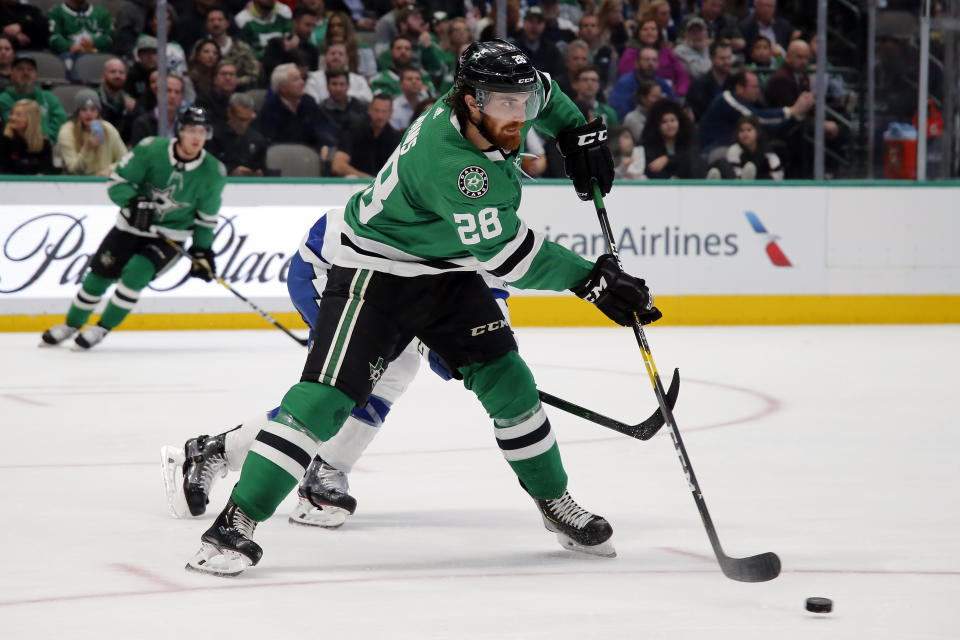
[458,166,489,199]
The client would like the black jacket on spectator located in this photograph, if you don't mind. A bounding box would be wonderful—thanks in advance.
[319,97,369,135]
[764,64,808,109]
[196,89,232,128]
[205,122,268,174]
[338,120,401,176]
[258,93,335,149]
[739,16,793,52]
[0,135,55,175]
[642,140,699,179]
[125,62,154,104]
[98,85,141,144]
[0,2,49,50]
[262,36,319,86]
[686,72,728,122]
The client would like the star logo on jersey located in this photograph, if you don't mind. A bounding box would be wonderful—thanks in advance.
[149,184,188,221]
[458,166,488,199]
[369,357,385,383]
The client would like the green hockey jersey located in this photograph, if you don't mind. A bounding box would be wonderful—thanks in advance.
[315,74,593,293]
[47,4,114,54]
[107,137,226,249]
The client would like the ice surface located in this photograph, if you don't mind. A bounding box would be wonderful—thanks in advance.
[1,325,957,639]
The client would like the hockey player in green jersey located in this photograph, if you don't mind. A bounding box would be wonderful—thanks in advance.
[41,106,226,350]
[187,40,662,576]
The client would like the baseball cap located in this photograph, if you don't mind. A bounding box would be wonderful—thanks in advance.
[683,16,708,31]
[13,52,37,68]
[135,35,159,53]
[525,6,545,20]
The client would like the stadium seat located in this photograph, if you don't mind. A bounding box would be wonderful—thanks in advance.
[52,84,89,113]
[27,50,68,85]
[74,53,114,85]
[246,88,268,113]
[876,11,917,38]
[266,144,321,177]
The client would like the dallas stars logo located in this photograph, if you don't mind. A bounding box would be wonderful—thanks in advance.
[458,166,488,199]
[148,183,187,221]
[369,357,385,383]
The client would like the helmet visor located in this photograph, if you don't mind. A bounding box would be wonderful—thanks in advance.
[475,86,543,123]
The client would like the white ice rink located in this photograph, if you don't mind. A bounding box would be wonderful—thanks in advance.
[1,324,957,639]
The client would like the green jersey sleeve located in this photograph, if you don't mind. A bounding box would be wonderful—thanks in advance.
[190,156,227,249]
[533,73,588,138]
[108,138,152,208]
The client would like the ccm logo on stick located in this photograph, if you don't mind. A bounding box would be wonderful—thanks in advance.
[470,319,509,336]
[577,130,608,146]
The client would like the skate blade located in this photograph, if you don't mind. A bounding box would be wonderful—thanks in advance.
[555,532,617,558]
[288,503,349,529]
[185,542,251,577]
[160,445,190,519]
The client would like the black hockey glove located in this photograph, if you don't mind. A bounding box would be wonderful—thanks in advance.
[556,118,615,201]
[187,246,216,282]
[572,254,662,327]
[127,197,156,231]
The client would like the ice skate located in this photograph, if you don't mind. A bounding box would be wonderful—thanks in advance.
[169,433,229,517]
[288,455,356,528]
[40,323,77,346]
[529,487,616,558]
[74,324,109,349]
[185,499,262,577]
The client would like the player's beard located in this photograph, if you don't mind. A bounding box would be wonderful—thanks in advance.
[472,113,524,151]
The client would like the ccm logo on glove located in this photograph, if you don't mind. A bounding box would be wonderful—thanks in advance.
[577,129,608,146]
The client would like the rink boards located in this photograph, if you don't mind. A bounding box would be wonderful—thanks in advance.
[1,177,958,330]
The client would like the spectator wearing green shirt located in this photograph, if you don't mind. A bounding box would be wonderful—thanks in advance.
[370,35,435,99]
[374,6,443,80]
[0,54,67,141]
[573,66,618,127]
[237,0,291,60]
[47,0,113,80]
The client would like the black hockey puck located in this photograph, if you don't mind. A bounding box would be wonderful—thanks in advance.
[805,597,833,613]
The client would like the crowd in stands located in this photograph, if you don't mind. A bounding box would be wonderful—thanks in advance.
[0,0,859,180]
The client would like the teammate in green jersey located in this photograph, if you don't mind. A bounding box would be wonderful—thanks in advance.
[41,106,227,350]
[186,40,662,577]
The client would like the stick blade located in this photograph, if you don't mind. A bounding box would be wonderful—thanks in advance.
[719,551,781,582]
[635,368,680,440]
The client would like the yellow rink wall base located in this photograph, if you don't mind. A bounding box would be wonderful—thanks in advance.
[3,295,959,332]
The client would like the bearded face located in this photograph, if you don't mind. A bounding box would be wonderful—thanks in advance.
[473,112,524,151]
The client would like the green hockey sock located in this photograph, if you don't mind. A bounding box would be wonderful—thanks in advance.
[98,254,155,329]
[65,272,113,328]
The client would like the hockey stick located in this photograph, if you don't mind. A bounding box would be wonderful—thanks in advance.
[160,235,310,347]
[538,367,679,441]
[591,184,781,583]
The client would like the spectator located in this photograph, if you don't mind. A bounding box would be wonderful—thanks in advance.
[622,79,661,142]
[299,0,329,48]
[305,42,372,104]
[370,35,435,98]
[577,13,618,93]
[609,45,674,121]
[137,7,187,76]
[539,0,577,44]
[512,7,564,80]
[318,69,367,132]
[707,115,784,180]
[262,5,320,82]
[477,0,521,42]
[573,66,618,126]
[373,0,408,51]
[205,6,260,90]
[640,98,698,179]
[746,36,780,80]
[381,5,445,82]
[258,62,335,155]
[175,0,220,55]
[196,61,238,126]
[0,99,55,174]
[610,124,645,180]
[55,89,126,176]
[645,1,677,44]
[691,0,745,54]
[129,73,186,145]
[97,58,140,144]
[0,35,13,91]
[238,0,292,60]
[389,67,425,131]
[685,40,733,121]
[205,92,267,176]
[555,40,590,99]
[739,0,793,59]
[434,16,473,94]
[114,0,170,60]
[0,54,67,141]
[330,93,400,178]
[125,37,158,105]
[595,0,629,53]
[324,11,377,79]
[618,18,689,96]
[698,70,813,153]
[673,17,711,81]
[48,0,114,80]
[188,37,222,99]
[0,0,48,50]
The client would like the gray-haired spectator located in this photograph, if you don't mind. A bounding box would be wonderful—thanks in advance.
[259,62,334,156]
[205,92,268,176]
[304,42,373,104]
[97,58,141,144]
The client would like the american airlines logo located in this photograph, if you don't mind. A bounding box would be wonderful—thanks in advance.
[744,211,792,267]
